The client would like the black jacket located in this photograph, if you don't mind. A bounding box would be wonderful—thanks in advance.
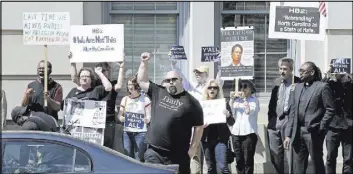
[322,74,352,129]
[267,76,301,130]
[285,81,336,140]
[201,102,235,143]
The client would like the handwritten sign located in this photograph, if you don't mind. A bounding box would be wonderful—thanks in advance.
[124,112,145,130]
[169,45,187,60]
[331,58,351,74]
[69,24,124,63]
[63,99,107,128]
[23,12,70,45]
[201,46,220,62]
[200,98,226,125]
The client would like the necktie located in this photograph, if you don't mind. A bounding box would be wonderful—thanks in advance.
[276,82,286,119]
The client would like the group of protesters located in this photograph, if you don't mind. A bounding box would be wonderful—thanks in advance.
[2,49,352,174]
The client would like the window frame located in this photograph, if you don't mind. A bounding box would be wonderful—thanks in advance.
[214,2,294,97]
[2,138,93,173]
[102,2,183,83]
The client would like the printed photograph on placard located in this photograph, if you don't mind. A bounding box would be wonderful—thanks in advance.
[220,27,254,80]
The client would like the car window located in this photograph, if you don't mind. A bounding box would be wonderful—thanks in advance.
[2,140,91,174]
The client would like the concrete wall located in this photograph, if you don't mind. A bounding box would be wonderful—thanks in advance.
[1,2,84,121]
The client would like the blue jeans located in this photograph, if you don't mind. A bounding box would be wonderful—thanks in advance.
[202,141,230,174]
[123,132,146,161]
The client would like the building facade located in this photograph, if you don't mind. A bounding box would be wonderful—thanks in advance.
[1,2,351,172]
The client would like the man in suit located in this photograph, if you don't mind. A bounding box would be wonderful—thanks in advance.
[267,58,300,174]
[322,68,352,174]
[283,61,335,174]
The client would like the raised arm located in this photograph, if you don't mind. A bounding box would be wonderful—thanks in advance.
[68,51,79,86]
[115,61,125,92]
[137,52,151,92]
[95,67,112,92]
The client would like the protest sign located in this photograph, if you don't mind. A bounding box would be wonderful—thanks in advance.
[70,24,124,63]
[23,12,70,45]
[70,127,104,145]
[124,112,145,131]
[63,99,107,129]
[220,27,254,80]
[169,45,187,60]
[201,46,220,62]
[200,98,227,125]
[269,2,327,41]
[331,58,351,74]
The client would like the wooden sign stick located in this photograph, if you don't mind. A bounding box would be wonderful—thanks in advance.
[44,45,48,107]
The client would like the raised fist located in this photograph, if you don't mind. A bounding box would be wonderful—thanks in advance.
[141,52,151,62]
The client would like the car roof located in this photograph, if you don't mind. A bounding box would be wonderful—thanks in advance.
[2,131,178,173]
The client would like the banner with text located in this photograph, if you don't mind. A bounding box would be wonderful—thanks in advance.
[201,46,220,62]
[200,98,227,125]
[331,58,351,74]
[23,12,70,45]
[124,112,146,132]
[70,24,124,62]
[70,127,104,145]
[63,99,107,129]
[169,45,187,60]
[269,2,327,41]
[220,27,254,80]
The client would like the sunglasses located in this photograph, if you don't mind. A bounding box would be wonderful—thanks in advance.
[164,78,179,83]
[207,86,219,90]
[240,84,248,89]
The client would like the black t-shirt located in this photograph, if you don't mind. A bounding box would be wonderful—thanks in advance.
[60,86,106,110]
[99,80,118,117]
[145,82,203,152]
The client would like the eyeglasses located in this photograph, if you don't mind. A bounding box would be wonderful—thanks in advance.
[207,86,219,90]
[163,78,178,83]
[80,75,91,79]
[240,84,248,89]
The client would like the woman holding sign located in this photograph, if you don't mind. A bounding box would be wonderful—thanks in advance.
[229,80,260,174]
[117,76,151,161]
[201,79,235,174]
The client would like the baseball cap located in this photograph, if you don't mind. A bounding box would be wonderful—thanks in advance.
[193,66,209,73]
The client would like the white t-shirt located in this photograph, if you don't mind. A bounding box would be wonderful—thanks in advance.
[121,95,151,132]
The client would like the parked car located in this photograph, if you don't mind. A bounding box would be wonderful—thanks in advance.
[1,131,178,174]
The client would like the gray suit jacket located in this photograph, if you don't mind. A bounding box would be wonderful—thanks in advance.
[285,81,335,142]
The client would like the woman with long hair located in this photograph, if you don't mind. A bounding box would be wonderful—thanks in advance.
[201,79,235,174]
[117,76,151,161]
[229,80,260,174]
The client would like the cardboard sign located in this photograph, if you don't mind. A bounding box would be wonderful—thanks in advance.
[70,24,124,63]
[201,46,220,62]
[331,58,351,74]
[169,45,187,60]
[23,12,70,45]
[124,112,145,130]
[200,99,227,125]
[269,2,327,41]
[63,99,107,129]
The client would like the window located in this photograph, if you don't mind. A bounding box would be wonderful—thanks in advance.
[108,2,178,85]
[2,140,91,173]
[218,2,289,95]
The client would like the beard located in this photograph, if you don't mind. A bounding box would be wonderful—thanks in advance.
[168,86,177,95]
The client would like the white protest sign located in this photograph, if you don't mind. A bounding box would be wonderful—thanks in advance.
[69,24,124,63]
[70,127,105,145]
[63,99,107,128]
[200,98,227,125]
[269,2,327,41]
[23,12,70,45]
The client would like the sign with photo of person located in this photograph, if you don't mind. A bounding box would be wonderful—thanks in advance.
[23,12,70,45]
[220,26,254,80]
[201,46,220,62]
[331,58,351,74]
[268,2,327,41]
[69,24,124,63]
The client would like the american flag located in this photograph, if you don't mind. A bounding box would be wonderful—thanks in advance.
[319,1,327,17]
